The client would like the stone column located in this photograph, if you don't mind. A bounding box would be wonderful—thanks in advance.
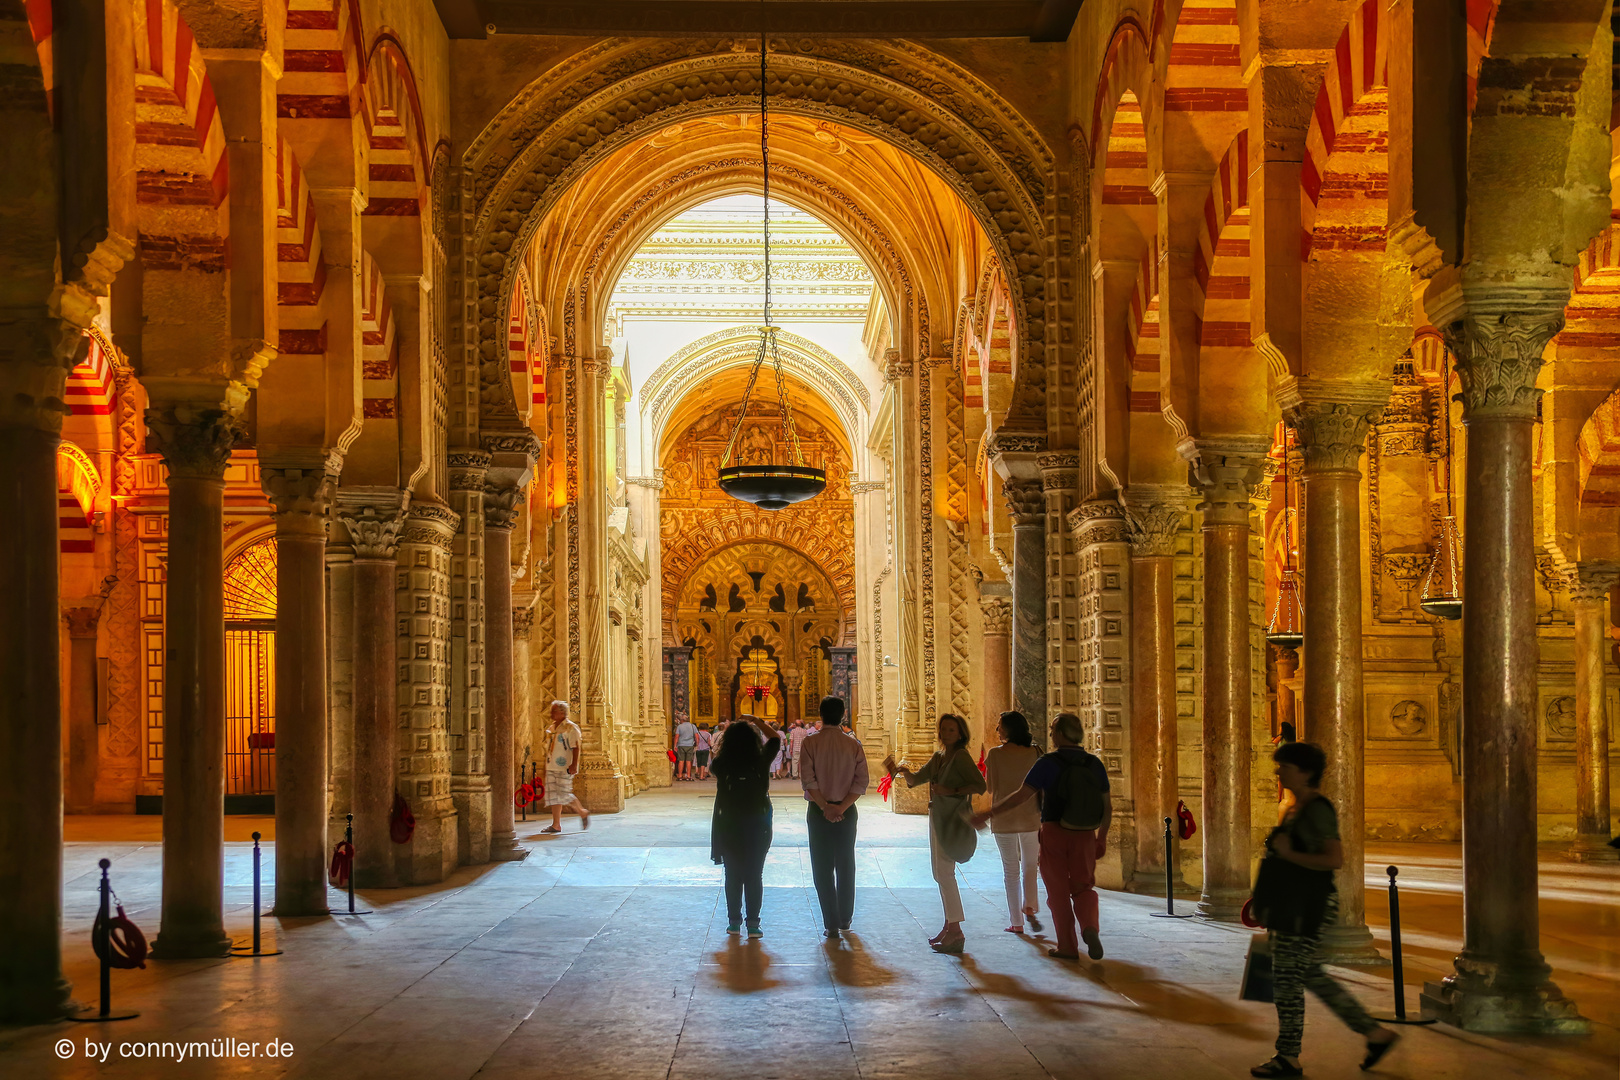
[263,464,336,915]
[1004,478,1048,733]
[1124,490,1184,890]
[979,589,1013,751]
[0,401,76,1017]
[326,540,355,836]
[1420,299,1586,1032]
[147,405,237,958]
[576,351,625,812]
[512,596,536,786]
[828,647,856,706]
[338,491,408,889]
[63,605,104,814]
[666,645,693,730]
[1567,567,1618,862]
[1182,437,1268,921]
[483,482,526,861]
[782,673,802,726]
[1281,379,1390,962]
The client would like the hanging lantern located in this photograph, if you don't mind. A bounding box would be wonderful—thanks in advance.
[1266,426,1305,649]
[715,30,826,511]
[1418,347,1463,620]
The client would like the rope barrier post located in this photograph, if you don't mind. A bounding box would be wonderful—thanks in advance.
[1149,817,1194,919]
[232,832,282,957]
[68,859,138,1022]
[520,764,527,823]
[1373,865,1435,1025]
[341,814,371,915]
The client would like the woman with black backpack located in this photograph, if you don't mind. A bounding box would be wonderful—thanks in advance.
[1247,741,1398,1078]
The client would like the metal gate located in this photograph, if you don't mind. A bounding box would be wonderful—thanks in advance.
[224,538,278,797]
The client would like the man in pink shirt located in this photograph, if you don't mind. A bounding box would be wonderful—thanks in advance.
[798,696,868,938]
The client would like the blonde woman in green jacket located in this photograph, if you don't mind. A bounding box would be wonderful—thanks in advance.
[884,713,987,953]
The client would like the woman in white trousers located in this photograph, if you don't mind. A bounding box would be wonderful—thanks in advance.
[984,711,1042,933]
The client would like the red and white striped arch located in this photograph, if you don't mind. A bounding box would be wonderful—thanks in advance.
[1566,227,1620,508]
[56,441,98,554]
[362,38,429,218]
[22,0,54,119]
[1466,0,1499,112]
[276,136,328,359]
[359,251,396,420]
[64,332,115,419]
[508,273,546,419]
[1126,249,1161,414]
[1299,0,1389,259]
[1195,129,1252,363]
[1162,0,1243,117]
[279,0,365,121]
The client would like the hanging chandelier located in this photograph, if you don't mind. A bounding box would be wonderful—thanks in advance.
[1419,347,1463,619]
[1266,424,1305,650]
[714,28,827,512]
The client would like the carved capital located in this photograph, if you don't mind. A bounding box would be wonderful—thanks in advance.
[1566,565,1620,605]
[0,291,103,432]
[850,480,886,494]
[1435,300,1564,423]
[1002,478,1045,526]
[1179,435,1269,527]
[1123,487,1187,557]
[144,404,240,480]
[1277,378,1390,477]
[512,606,536,640]
[483,483,524,530]
[883,349,913,383]
[448,449,493,491]
[263,466,337,538]
[979,597,1013,636]
[336,491,411,561]
[399,501,460,551]
[62,605,103,639]
[1037,452,1080,491]
[1068,497,1129,546]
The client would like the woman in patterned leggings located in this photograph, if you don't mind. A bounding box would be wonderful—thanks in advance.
[1252,742,1398,1078]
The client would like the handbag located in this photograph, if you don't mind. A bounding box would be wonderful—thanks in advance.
[932,795,977,863]
[1239,934,1274,1003]
[1249,821,1334,937]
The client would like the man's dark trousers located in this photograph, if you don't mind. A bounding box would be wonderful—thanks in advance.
[806,802,858,930]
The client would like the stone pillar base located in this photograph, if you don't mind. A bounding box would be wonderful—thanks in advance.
[1196,887,1247,923]
[149,927,232,960]
[1421,977,1590,1034]
[579,767,626,813]
[1566,835,1619,863]
[395,805,459,884]
[1318,923,1388,966]
[490,833,530,862]
[454,788,492,866]
[1125,870,1196,899]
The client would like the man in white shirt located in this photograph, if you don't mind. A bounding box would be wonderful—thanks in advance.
[799,697,868,937]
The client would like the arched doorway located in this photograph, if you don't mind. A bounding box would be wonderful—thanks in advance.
[223,538,277,808]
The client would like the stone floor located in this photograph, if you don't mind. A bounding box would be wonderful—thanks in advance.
[6,782,1617,1079]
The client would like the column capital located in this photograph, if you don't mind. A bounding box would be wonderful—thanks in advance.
[483,482,523,531]
[1037,452,1080,491]
[980,596,1013,635]
[0,286,106,433]
[262,464,337,538]
[62,605,104,639]
[400,500,460,550]
[335,488,410,560]
[882,348,913,383]
[447,449,493,491]
[1178,435,1270,526]
[1566,564,1620,604]
[144,403,240,480]
[1002,477,1045,527]
[1123,485,1189,557]
[1068,495,1129,546]
[1277,377,1392,476]
[1428,286,1568,423]
[512,606,536,640]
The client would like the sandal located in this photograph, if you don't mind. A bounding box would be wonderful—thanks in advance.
[1250,1057,1303,1078]
[1024,909,1043,933]
[580,810,591,831]
[930,935,964,954]
[1360,1033,1398,1071]
[1004,925,1025,934]
[1046,948,1079,960]
[539,825,562,834]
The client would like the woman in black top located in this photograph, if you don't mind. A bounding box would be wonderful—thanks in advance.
[710,713,780,937]
[1249,741,1397,1078]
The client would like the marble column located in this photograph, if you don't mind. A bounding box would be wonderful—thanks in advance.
[326,541,356,837]
[1005,478,1048,733]
[484,482,526,861]
[263,465,336,915]
[63,605,104,814]
[339,492,408,889]
[512,596,536,785]
[828,647,856,707]
[0,416,74,1018]
[1282,380,1390,963]
[782,673,802,726]
[979,590,1013,751]
[147,405,237,958]
[1420,299,1586,1033]
[576,351,624,812]
[1124,490,1184,890]
[1182,437,1268,921]
[1567,567,1618,863]
[666,646,693,730]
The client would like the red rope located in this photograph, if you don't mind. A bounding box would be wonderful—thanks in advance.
[93,905,148,970]
[329,841,354,887]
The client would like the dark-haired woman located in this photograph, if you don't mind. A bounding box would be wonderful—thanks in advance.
[884,714,986,953]
[710,713,780,937]
[985,712,1042,934]
[1250,741,1398,1078]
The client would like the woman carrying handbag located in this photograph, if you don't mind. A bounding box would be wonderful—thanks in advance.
[1247,741,1398,1078]
[884,713,986,953]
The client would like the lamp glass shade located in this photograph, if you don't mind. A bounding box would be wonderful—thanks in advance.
[717,464,826,510]
[1419,515,1463,620]
[1266,571,1305,649]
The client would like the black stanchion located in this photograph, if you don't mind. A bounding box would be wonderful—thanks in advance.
[1373,865,1435,1025]
[68,860,139,1022]
[1148,816,1195,919]
[520,763,528,823]
[341,814,371,915]
[232,832,282,957]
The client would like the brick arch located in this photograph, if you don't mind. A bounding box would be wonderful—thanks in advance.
[1162,0,1244,116]
[507,271,544,422]
[279,0,365,122]
[465,40,1052,432]
[363,34,430,217]
[358,250,395,423]
[1089,19,1155,173]
[275,136,329,371]
[1299,0,1389,257]
[1568,227,1620,509]
[665,538,849,649]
